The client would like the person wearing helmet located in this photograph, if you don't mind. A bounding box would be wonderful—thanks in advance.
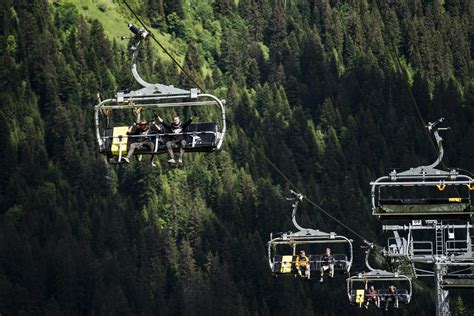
[123,120,156,166]
[156,114,193,164]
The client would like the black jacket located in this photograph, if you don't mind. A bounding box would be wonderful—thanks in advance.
[321,254,335,266]
[127,125,143,142]
[127,125,152,143]
[148,123,162,135]
[161,118,192,141]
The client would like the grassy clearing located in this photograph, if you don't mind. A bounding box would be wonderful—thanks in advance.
[53,0,185,63]
[51,0,219,79]
[64,0,125,41]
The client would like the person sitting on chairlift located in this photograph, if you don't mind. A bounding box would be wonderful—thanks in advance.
[148,120,163,135]
[320,247,335,282]
[156,114,193,164]
[385,284,399,310]
[123,120,156,166]
[365,285,380,309]
[295,250,310,278]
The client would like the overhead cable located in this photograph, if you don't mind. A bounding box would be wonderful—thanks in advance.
[123,0,206,93]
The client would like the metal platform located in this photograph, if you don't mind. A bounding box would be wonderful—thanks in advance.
[441,274,474,289]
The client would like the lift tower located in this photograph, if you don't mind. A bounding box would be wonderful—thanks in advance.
[370,118,474,315]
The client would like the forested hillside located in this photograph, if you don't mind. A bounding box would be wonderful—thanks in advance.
[0,0,473,314]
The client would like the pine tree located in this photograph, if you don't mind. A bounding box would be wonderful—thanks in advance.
[164,0,185,18]
[453,296,468,316]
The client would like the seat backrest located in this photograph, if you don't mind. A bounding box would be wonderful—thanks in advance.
[397,289,409,303]
[280,255,293,273]
[273,255,283,263]
[355,289,365,303]
[184,122,217,133]
[292,256,298,265]
[382,198,469,205]
[310,255,322,269]
[333,254,348,261]
[349,290,357,302]
[111,126,129,155]
[102,128,113,152]
[182,122,217,150]
[332,254,348,270]
[272,256,282,273]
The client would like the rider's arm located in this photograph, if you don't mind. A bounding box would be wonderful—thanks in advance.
[156,115,171,130]
[182,117,193,129]
[127,124,136,135]
[161,121,172,130]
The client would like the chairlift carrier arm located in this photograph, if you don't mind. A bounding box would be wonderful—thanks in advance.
[94,25,226,151]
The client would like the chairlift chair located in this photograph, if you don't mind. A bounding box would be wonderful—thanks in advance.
[347,242,412,309]
[267,191,353,279]
[370,118,473,220]
[94,24,226,164]
[347,270,412,308]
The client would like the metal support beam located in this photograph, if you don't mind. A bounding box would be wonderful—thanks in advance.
[384,223,473,231]
[435,264,450,316]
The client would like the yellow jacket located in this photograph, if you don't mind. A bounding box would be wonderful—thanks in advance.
[296,255,309,267]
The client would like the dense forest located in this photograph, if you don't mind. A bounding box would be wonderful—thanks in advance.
[0,0,473,314]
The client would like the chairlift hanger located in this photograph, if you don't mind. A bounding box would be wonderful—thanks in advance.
[267,190,353,278]
[94,24,226,163]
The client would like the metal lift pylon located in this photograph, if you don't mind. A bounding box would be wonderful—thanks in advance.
[371,119,474,315]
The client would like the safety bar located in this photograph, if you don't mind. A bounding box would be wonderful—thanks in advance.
[270,239,351,245]
[372,180,474,186]
[412,241,433,255]
[272,258,349,264]
[102,131,217,139]
[446,240,468,254]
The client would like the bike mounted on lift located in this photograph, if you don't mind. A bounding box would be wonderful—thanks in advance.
[267,191,353,280]
[347,241,412,310]
[370,118,474,220]
[94,24,226,164]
